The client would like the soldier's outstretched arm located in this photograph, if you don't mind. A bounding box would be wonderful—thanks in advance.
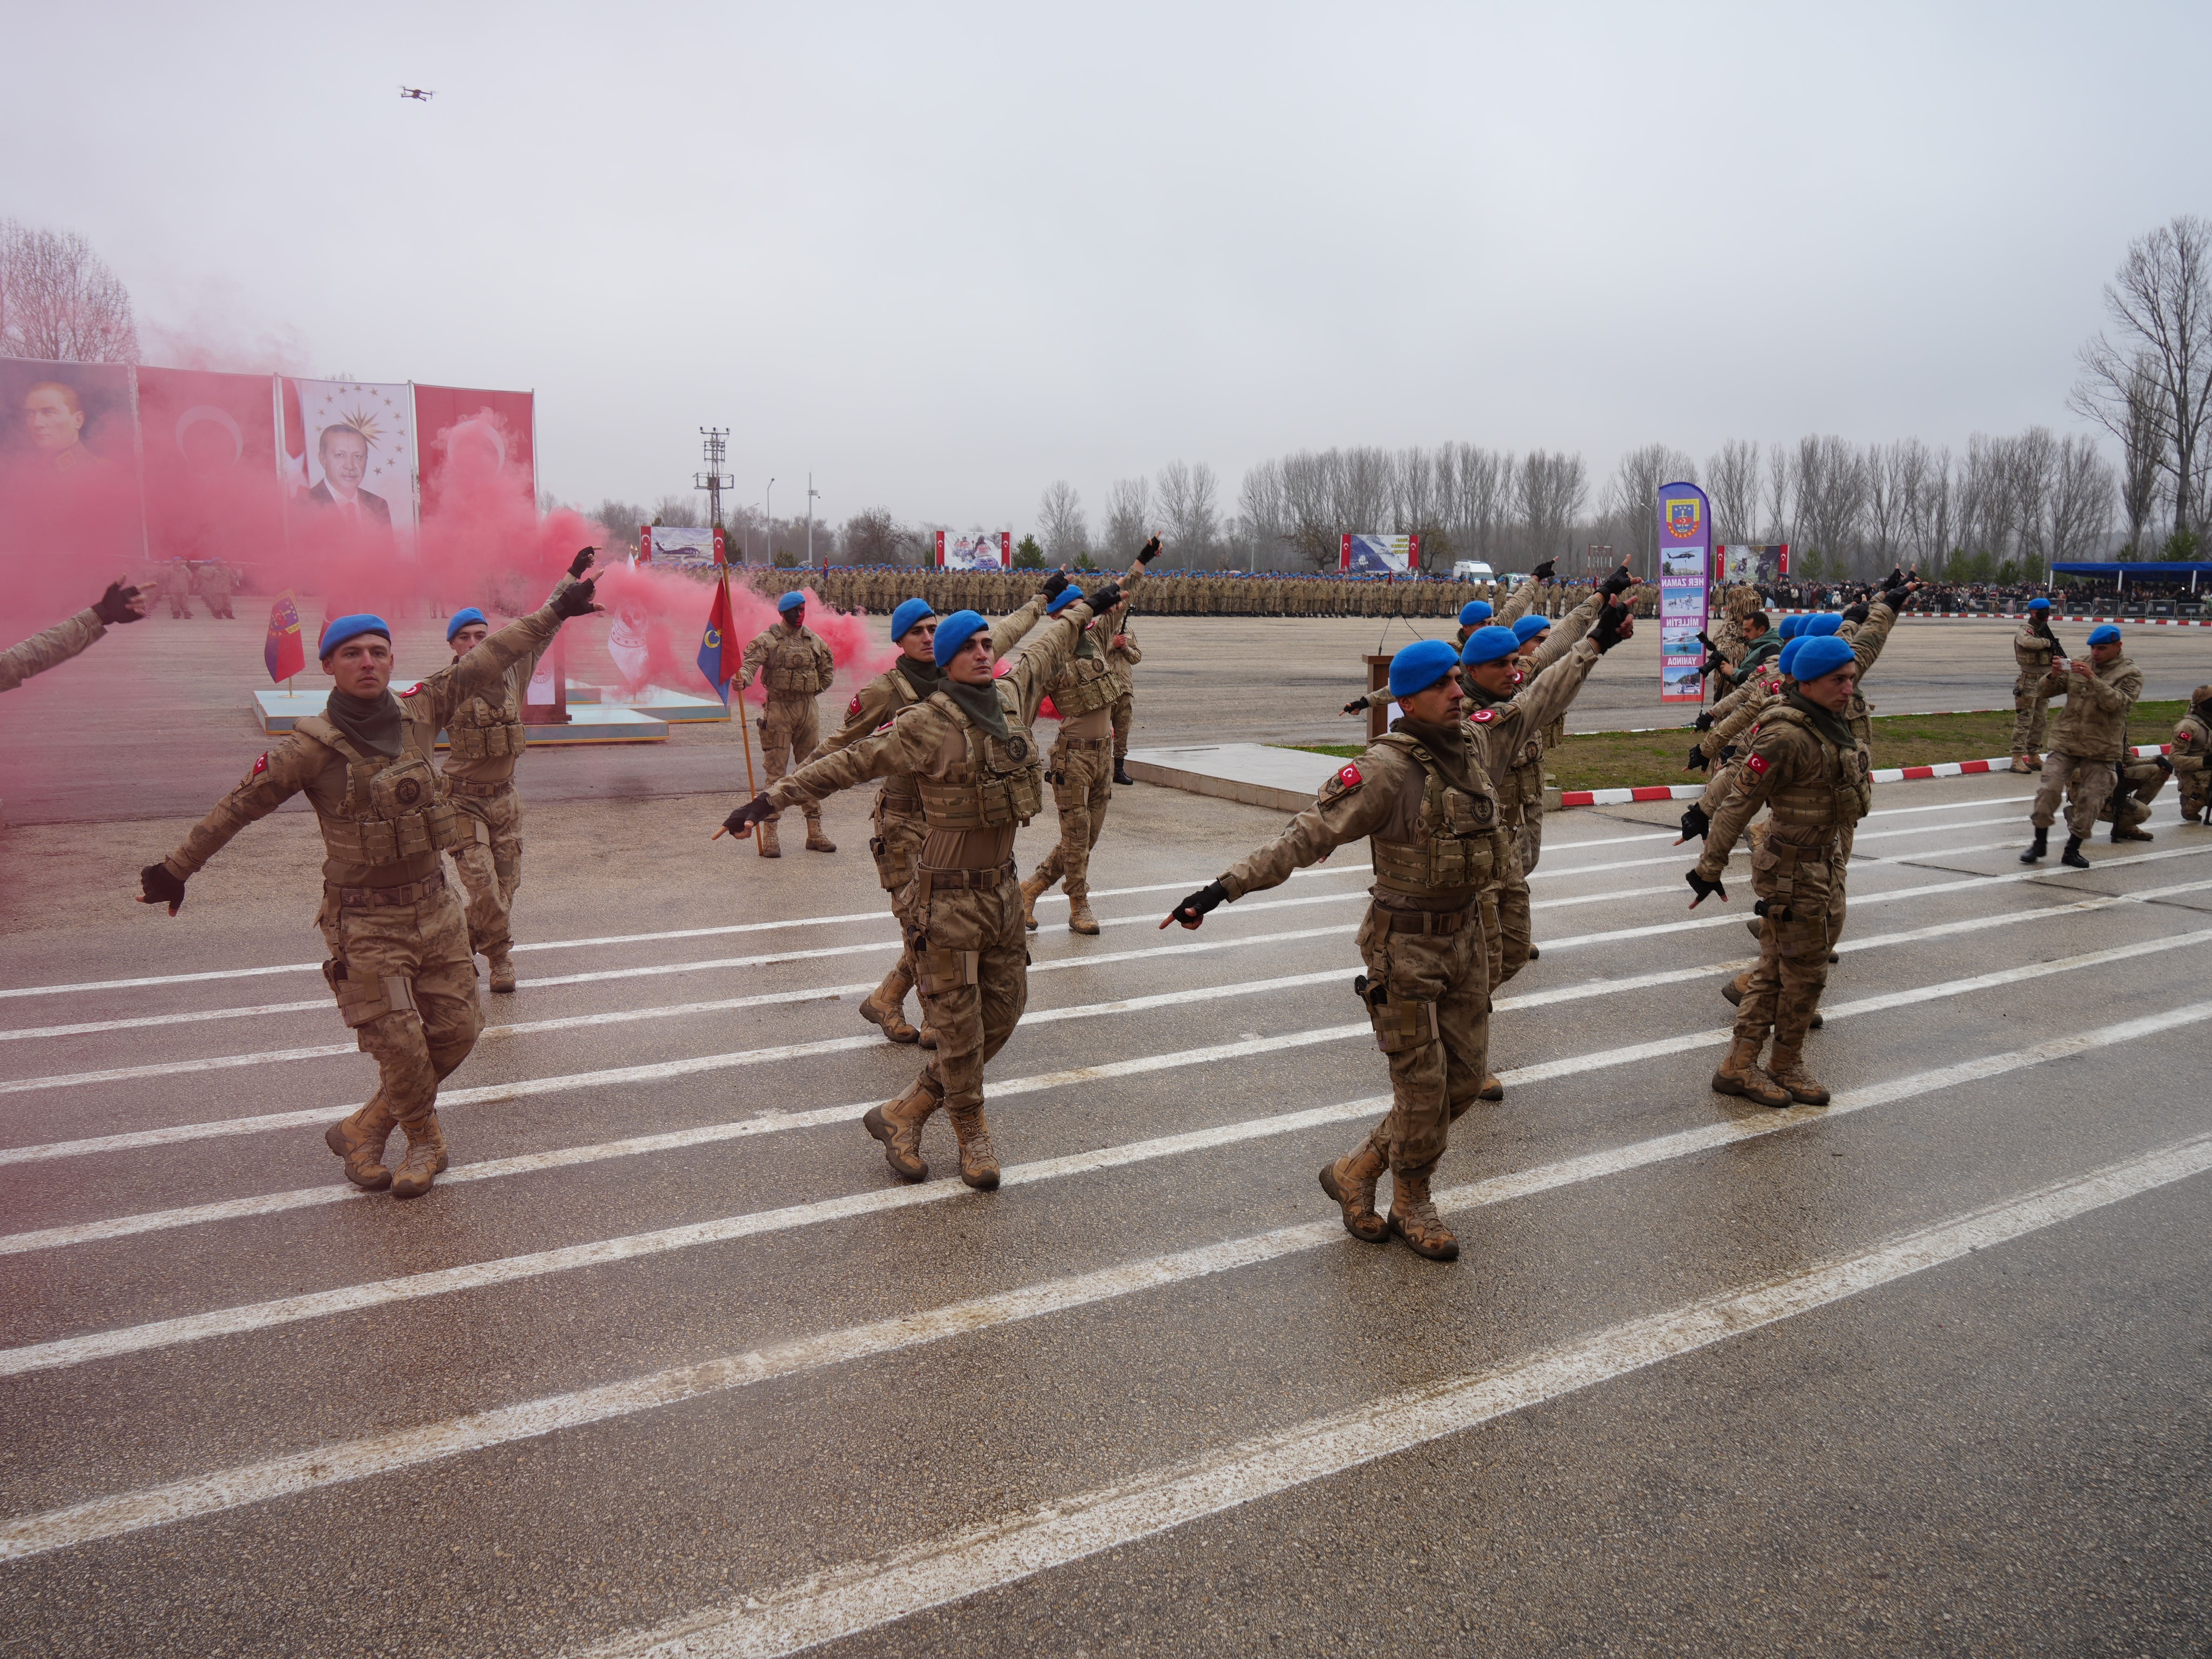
[1162,755,1395,927]
[1687,726,1790,903]
[1528,588,1606,672]
[1006,596,1098,721]
[717,705,945,839]
[1502,636,1605,735]
[1703,680,1773,759]
[987,589,1050,658]
[431,578,598,721]
[806,672,902,763]
[1,583,145,693]
[140,736,324,914]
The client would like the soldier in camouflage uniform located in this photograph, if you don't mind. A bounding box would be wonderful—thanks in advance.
[1107,604,1141,786]
[1,581,145,693]
[140,578,601,1197]
[2098,753,2169,842]
[2172,686,2211,824]
[2009,598,2058,771]
[1687,632,1871,1109]
[722,568,1135,1190]
[160,557,195,619]
[739,590,839,856]
[199,557,237,619]
[2022,624,2142,869]
[438,549,595,993]
[808,588,1050,1047]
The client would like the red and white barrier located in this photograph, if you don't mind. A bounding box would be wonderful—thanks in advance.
[1559,742,2174,808]
[1767,609,2211,626]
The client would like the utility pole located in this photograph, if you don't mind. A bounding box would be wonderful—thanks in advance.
[696,428,732,551]
[806,474,820,568]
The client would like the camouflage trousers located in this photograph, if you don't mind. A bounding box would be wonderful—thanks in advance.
[1480,833,1533,991]
[2011,676,2049,758]
[449,784,523,957]
[902,866,1029,1115]
[2181,766,2211,819]
[1110,693,1134,760]
[1515,808,1545,877]
[1826,821,1855,951]
[1354,900,1493,1173]
[1029,736,1114,901]
[758,694,824,829]
[1735,826,1837,1054]
[2031,750,2115,839]
[868,795,927,1016]
[317,880,483,1126]
[2096,760,2166,832]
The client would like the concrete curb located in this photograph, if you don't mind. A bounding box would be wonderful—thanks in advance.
[1557,742,2176,807]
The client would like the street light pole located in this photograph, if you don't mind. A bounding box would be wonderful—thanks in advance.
[806,474,820,568]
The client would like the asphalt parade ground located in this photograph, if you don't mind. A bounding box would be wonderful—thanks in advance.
[2,766,2209,1656]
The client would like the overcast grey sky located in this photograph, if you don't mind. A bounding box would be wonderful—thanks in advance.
[6,1,2206,531]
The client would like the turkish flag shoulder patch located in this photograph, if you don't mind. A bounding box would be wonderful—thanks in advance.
[250,752,269,778]
[1338,763,1363,787]
[847,693,863,719]
[1470,706,1498,724]
[1745,752,1770,776]
[399,682,424,699]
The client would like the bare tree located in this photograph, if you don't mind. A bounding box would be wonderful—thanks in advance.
[2108,352,2169,552]
[1279,451,1338,569]
[1862,443,1910,574]
[844,507,919,565]
[1236,460,1289,567]
[2045,436,2115,568]
[2008,427,2058,569]
[1102,476,1153,561]
[1706,440,1761,545]
[1155,460,1219,562]
[2072,215,2212,542]
[1441,443,1512,566]
[0,220,140,362]
[588,498,652,551]
[1516,450,1588,567]
[1037,480,1088,564]
[1793,436,1867,573]
[1601,444,1695,578]
[1334,446,1394,533]
[651,493,703,527]
[1763,447,1794,545]
[1901,443,1952,571]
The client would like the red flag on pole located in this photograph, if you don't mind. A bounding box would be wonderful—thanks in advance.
[697,571,737,702]
[265,589,305,683]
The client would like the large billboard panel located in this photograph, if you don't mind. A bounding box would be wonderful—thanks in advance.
[639,524,723,569]
[136,367,284,568]
[281,377,417,539]
[414,385,536,523]
[1717,543,1789,584]
[938,529,1010,570]
[1340,533,1419,574]
[0,358,145,610]
[1657,481,1712,705]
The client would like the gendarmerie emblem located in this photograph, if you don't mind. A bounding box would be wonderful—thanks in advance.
[395,778,423,806]
[1006,736,1029,761]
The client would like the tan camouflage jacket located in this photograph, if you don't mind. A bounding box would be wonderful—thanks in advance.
[1104,605,1141,696]
[2168,702,2209,782]
[165,605,563,890]
[443,576,577,788]
[1695,701,1873,885]
[740,621,834,698]
[0,608,105,693]
[1837,597,1901,737]
[2036,652,2143,762]
[2012,618,2056,688]
[1462,639,1607,826]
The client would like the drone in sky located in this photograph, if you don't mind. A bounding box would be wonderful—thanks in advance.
[399,86,435,102]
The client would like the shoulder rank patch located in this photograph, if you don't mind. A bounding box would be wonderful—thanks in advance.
[1470,706,1498,724]
[250,752,268,778]
[1744,752,1770,776]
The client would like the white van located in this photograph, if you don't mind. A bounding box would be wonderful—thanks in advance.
[1450,560,1494,580]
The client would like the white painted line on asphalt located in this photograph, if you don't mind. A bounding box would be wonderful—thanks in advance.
[6,931,2203,1375]
[564,1129,2212,1659]
[5,1000,2200,1567]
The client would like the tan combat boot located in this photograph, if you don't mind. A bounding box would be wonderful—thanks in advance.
[1721,971,1751,1007]
[1712,1037,1791,1107]
[1019,875,1046,932]
[859,992,920,1044]
[757,819,782,858]
[487,949,517,994]
[804,817,837,853]
[325,1092,397,1191]
[2008,754,2032,774]
[2113,822,2154,844]
[389,1112,449,1199]
[1765,1046,1830,1105]
[1386,1165,1459,1262]
[1066,894,1100,935]
[1318,1136,1388,1243]
[918,1024,939,1049]
[946,1104,1001,1191]
[1477,1076,1505,1101]
[862,1075,941,1182]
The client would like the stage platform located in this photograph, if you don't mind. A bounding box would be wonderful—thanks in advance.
[571,683,731,723]
[252,691,670,744]
[1123,743,1337,815]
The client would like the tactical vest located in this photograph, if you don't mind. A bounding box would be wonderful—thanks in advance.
[1466,693,1544,822]
[294,715,467,866]
[760,628,831,696]
[914,687,1046,830]
[1366,734,1509,897]
[1049,646,1121,718]
[446,680,527,761]
[1758,706,1873,831]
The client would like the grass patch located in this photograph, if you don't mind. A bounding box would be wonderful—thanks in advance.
[1286,700,2188,793]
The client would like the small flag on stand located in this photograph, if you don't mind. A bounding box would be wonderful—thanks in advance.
[265,589,305,683]
[697,572,737,703]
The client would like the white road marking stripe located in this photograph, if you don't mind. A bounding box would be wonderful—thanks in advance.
[568,1130,2212,1659]
[5,932,2202,1375]
[3,1000,2197,1566]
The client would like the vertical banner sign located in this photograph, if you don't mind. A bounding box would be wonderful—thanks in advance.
[1656,480,1712,704]
[937,530,1011,570]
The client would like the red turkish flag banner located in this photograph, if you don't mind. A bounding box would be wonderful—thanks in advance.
[137,368,285,568]
[414,386,536,523]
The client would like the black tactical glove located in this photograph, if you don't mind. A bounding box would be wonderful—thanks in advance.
[718,793,773,839]
[1084,582,1123,614]
[1162,879,1229,929]
[1685,743,1710,772]
[567,546,598,579]
[1717,744,1737,765]
[1599,563,1635,599]
[1754,897,1793,921]
[1041,570,1071,602]
[2156,753,2174,775]
[1676,802,1711,843]
[552,576,601,619]
[1885,567,1905,589]
[1840,602,1871,625]
[1530,558,1556,583]
[1137,536,1162,564]
[93,581,146,626]
[1341,694,1369,716]
[1879,584,1911,612]
[1685,869,1728,907]
[139,862,187,915]
[1692,710,1716,732]
[1591,599,1633,652]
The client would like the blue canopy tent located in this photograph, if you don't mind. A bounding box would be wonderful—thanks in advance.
[2052,561,2212,592]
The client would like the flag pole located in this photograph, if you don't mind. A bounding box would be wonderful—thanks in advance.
[727,567,763,851]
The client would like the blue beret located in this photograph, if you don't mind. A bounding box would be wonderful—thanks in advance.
[777,590,806,614]
[1792,635,1855,683]
[1458,600,1493,628]
[1388,639,1460,699]
[1511,615,1551,644]
[1778,638,1805,678]
[2088,623,2121,646]
[889,597,935,641]
[318,613,390,658]
[1459,625,1520,667]
[1803,612,1843,637]
[1779,614,1805,640]
[1047,586,1083,615]
[933,610,988,667]
[2027,597,2051,611]
[445,606,488,642]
